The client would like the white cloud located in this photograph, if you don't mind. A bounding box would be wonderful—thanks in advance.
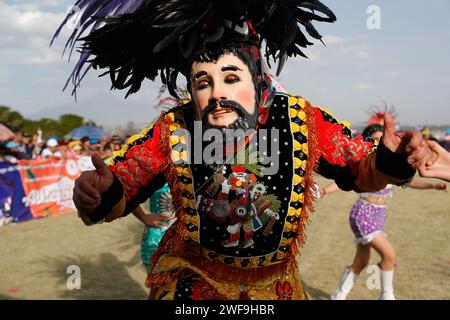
[29,36,50,49]
[385,71,401,78]
[304,48,321,63]
[38,0,61,6]
[0,2,66,35]
[322,35,346,46]
[0,1,72,66]
[352,49,371,60]
[0,34,19,46]
[22,49,61,65]
[351,83,376,91]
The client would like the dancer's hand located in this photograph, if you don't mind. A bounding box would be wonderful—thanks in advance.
[73,153,114,214]
[143,212,175,228]
[381,113,437,169]
[434,183,448,192]
[418,141,450,182]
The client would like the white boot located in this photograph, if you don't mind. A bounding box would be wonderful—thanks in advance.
[330,266,358,300]
[379,269,395,300]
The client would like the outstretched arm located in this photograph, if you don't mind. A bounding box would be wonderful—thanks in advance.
[408,178,447,191]
[320,182,340,198]
[311,106,416,193]
[132,205,173,228]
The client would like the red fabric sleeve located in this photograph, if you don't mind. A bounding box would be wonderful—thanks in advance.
[81,120,168,224]
[311,106,396,192]
[314,107,373,173]
[109,122,165,202]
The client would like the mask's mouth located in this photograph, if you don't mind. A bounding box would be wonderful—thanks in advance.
[197,100,260,169]
[210,106,235,117]
[207,106,239,127]
[202,99,257,130]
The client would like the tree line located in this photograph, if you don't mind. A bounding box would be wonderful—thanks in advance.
[0,105,84,139]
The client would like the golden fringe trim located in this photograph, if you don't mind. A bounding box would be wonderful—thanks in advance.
[146,255,295,300]
[147,112,189,282]
[147,255,309,300]
[285,98,322,275]
[147,252,289,288]
[303,101,321,214]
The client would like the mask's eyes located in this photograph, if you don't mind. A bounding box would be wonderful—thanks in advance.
[225,75,240,84]
[195,80,209,91]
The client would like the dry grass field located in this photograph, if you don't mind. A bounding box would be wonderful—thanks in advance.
[1,177,449,300]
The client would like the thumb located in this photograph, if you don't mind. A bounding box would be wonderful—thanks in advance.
[92,153,109,176]
[383,113,396,138]
[427,140,444,155]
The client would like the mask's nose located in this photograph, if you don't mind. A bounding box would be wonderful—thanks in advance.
[210,82,228,102]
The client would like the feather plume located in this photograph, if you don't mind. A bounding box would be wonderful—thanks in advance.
[52,0,336,97]
[367,101,397,126]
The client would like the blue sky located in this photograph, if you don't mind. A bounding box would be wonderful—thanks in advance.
[1,0,449,128]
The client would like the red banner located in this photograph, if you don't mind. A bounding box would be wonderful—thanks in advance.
[16,157,94,219]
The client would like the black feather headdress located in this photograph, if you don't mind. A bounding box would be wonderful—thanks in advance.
[52,0,336,98]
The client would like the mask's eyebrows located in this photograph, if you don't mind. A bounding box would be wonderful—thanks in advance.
[221,65,243,72]
[191,70,207,81]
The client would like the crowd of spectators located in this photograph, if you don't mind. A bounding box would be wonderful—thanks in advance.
[1,127,449,165]
[0,129,129,164]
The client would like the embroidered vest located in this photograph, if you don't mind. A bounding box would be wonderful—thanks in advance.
[157,93,315,278]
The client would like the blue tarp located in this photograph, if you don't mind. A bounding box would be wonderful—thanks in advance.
[0,162,33,222]
[67,125,108,141]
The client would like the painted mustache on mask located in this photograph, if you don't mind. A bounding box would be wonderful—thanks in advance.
[201,99,257,129]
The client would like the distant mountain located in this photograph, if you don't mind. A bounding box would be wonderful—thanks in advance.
[25,93,162,131]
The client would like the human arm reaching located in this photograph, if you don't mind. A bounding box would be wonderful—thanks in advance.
[132,205,174,228]
[319,182,340,198]
[417,141,450,183]
[310,105,436,192]
[408,177,447,191]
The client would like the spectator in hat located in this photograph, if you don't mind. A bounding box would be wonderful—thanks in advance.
[66,140,83,157]
[41,138,62,159]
